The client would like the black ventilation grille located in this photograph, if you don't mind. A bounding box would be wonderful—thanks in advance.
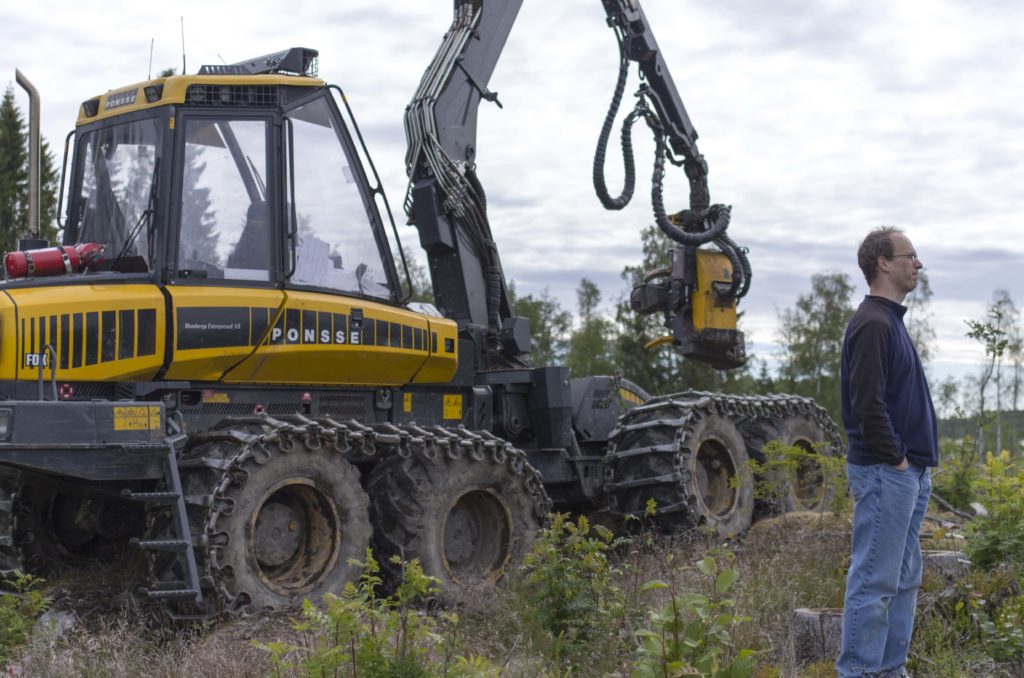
[192,403,256,417]
[185,85,280,107]
[320,393,369,419]
[591,388,613,409]
[70,383,115,400]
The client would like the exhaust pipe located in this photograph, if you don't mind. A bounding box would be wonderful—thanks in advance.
[15,69,46,248]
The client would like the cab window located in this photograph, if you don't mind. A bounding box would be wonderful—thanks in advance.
[176,117,271,281]
[71,116,161,272]
[287,96,389,298]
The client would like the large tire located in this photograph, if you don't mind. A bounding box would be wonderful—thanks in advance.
[607,398,754,537]
[0,473,22,576]
[775,414,838,513]
[13,480,140,574]
[150,421,371,615]
[686,413,754,536]
[367,431,545,592]
[734,418,785,518]
[16,485,91,572]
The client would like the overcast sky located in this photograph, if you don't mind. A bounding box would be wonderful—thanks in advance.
[3,0,1023,385]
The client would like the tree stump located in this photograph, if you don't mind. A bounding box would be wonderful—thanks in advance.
[922,550,971,581]
[792,607,843,666]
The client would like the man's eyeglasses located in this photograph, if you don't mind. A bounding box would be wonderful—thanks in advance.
[888,252,919,262]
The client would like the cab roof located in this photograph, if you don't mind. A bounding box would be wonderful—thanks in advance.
[76,47,324,125]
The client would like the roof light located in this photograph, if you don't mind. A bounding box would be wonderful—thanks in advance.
[144,85,164,103]
[81,98,100,117]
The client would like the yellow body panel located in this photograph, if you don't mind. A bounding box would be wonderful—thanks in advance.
[77,74,324,125]
[0,284,165,382]
[692,250,738,332]
[162,286,285,381]
[165,288,457,386]
[0,280,458,387]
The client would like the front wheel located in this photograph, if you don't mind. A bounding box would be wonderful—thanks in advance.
[150,422,372,615]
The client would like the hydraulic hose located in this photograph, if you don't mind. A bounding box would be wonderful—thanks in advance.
[592,40,635,210]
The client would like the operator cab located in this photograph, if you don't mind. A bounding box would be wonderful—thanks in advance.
[57,48,398,301]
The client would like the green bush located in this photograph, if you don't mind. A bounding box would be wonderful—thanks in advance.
[518,513,631,669]
[633,554,756,678]
[257,550,495,677]
[912,565,1024,674]
[0,572,50,666]
[748,440,849,517]
[933,435,979,511]
[964,452,1024,570]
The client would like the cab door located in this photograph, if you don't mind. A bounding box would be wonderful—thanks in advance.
[223,90,453,387]
[163,111,286,381]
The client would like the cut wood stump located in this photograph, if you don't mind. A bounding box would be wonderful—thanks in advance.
[792,607,843,666]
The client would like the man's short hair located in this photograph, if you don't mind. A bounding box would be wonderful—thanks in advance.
[858,226,902,284]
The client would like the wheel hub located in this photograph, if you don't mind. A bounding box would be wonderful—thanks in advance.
[249,479,341,595]
[695,438,737,518]
[441,488,512,582]
[253,501,303,567]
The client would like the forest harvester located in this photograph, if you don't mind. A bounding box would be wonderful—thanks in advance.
[1,1,840,618]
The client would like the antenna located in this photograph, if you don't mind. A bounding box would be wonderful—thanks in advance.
[148,38,154,79]
[180,17,187,75]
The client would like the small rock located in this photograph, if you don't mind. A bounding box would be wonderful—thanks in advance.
[970,502,988,517]
[922,550,971,581]
[32,609,76,641]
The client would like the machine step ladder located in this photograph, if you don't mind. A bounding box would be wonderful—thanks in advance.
[123,440,202,604]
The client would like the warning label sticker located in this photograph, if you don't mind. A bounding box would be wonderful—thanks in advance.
[443,395,462,421]
[113,405,162,431]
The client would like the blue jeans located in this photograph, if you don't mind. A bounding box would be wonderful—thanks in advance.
[836,462,931,677]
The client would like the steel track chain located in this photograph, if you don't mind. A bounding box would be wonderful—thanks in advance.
[603,391,842,524]
[147,414,550,618]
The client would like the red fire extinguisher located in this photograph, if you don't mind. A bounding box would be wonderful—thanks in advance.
[4,243,105,279]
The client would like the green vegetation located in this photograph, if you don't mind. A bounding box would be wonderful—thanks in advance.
[748,439,850,519]
[633,554,755,678]
[0,572,49,666]
[5,452,1024,676]
[963,452,1024,570]
[257,550,495,677]
[518,513,631,669]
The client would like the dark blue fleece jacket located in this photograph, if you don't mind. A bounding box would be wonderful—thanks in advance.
[840,295,939,467]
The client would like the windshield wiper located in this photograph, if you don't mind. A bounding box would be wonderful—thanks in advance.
[110,157,160,272]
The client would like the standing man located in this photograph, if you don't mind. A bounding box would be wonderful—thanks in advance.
[836,226,938,678]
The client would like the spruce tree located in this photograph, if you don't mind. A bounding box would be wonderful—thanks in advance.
[0,86,28,252]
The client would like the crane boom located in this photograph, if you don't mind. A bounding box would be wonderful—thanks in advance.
[405,0,749,370]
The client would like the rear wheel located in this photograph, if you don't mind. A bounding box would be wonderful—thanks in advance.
[367,431,545,591]
[777,414,837,512]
